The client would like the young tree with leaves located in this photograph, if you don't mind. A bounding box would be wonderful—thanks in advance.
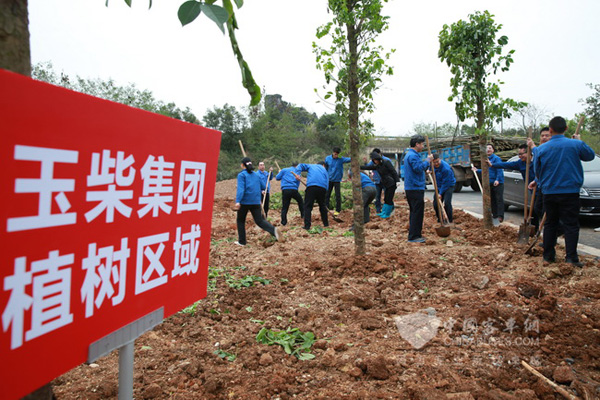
[438,10,525,229]
[313,0,394,254]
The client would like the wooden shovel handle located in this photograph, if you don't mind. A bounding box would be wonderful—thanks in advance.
[239,140,247,157]
[260,170,272,216]
[470,163,484,193]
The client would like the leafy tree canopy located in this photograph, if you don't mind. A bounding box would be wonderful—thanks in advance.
[313,0,394,143]
[438,10,525,133]
[32,62,200,123]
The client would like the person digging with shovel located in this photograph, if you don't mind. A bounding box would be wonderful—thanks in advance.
[347,169,377,230]
[360,151,399,219]
[293,161,330,231]
[234,157,280,246]
[276,162,304,226]
[404,135,434,243]
[430,153,456,223]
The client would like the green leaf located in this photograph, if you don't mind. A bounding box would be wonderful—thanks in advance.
[200,4,229,34]
[233,0,243,8]
[178,1,202,27]
[298,353,316,360]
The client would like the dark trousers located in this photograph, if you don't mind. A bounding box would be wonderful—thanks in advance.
[405,190,425,240]
[237,204,275,245]
[281,189,304,226]
[543,193,580,262]
[382,184,395,206]
[374,183,385,213]
[304,186,329,229]
[362,186,377,223]
[534,187,544,222]
[326,181,342,212]
[535,187,563,235]
[433,185,454,222]
[490,183,504,219]
[260,192,270,217]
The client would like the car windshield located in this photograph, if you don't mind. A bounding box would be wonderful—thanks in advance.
[583,155,600,172]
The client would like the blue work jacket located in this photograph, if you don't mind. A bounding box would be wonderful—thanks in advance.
[534,134,595,194]
[236,170,265,205]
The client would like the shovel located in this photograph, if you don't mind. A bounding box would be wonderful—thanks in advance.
[425,137,451,237]
[293,173,343,223]
[427,172,452,237]
[260,170,272,219]
[517,128,533,244]
[525,212,546,255]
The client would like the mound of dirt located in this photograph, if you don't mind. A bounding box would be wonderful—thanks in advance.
[51,179,600,399]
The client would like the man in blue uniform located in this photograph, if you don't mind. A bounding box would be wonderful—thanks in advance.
[348,169,377,226]
[294,161,329,230]
[324,147,351,215]
[472,144,505,223]
[404,135,433,242]
[257,161,274,217]
[431,154,456,223]
[534,116,595,267]
[276,162,304,226]
[489,143,538,230]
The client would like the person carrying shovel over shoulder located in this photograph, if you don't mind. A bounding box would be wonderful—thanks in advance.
[360,151,399,218]
[293,161,329,231]
[404,135,433,243]
[430,153,456,223]
[234,157,280,246]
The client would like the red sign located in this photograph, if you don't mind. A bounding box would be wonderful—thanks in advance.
[0,69,221,399]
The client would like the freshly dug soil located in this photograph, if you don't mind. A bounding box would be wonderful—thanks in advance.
[52,179,600,400]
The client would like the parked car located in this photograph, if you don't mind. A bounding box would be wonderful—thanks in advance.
[503,154,600,217]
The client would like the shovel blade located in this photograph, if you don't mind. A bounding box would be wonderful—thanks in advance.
[517,224,529,244]
[435,225,451,237]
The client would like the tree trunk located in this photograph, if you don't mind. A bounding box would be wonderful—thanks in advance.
[346,15,365,255]
[477,98,493,229]
[0,0,31,76]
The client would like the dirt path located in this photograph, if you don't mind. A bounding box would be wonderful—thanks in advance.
[51,179,600,400]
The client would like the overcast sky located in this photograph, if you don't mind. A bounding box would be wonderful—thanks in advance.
[29,0,600,136]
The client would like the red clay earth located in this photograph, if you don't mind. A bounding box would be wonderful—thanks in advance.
[51,179,600,399]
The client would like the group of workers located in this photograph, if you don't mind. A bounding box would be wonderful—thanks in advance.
[235,116,594,267]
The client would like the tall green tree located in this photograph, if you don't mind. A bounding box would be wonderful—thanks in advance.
[314,0,394,255]
[438,10,525,229]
